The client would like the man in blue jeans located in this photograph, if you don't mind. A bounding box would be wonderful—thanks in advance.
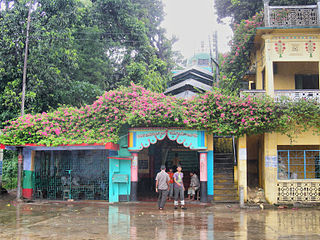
[173,165,187,210]
[155,165,170,210]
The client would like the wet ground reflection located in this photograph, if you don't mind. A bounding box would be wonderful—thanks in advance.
[0,201,320,239]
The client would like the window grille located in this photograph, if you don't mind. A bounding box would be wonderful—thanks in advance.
[278,150,320,179]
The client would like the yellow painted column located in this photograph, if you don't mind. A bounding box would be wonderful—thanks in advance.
[255,50,263,90]
[263,132,278,204]
[265,59,274,96]
[264,40,274,97]
[234,166,238,184]
[237,135,247,201]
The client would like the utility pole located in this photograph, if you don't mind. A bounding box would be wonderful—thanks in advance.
[212,31,219,85]
[17,148,23,201]
[209,36,214,73]
[21,0,32,117]
[17,0,32,201]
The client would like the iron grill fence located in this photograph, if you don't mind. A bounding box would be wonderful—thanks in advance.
[34,150,109,200]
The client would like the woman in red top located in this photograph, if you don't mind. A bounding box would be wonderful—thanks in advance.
[167,168,174,199]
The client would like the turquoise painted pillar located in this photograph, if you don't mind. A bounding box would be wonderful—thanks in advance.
[207,150,214,201]
[207,134,214,202]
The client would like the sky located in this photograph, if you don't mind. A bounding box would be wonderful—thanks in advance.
[161,0,233,59]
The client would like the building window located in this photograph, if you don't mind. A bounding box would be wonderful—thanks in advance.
[278,150,320,179]
[295,74,319,89]
[198,59,209,66]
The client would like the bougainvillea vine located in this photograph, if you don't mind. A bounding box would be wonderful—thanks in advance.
[0,84,319,146]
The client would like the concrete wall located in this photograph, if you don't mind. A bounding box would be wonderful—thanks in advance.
[264,130,320,204]
[239,130,320,204]
[277,129,320,145]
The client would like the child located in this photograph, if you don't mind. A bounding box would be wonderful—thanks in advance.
[167,168,174,200]
[173,165,187,210]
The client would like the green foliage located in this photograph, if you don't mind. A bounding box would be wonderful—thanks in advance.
[2,150,18,190]
[0,0,174,125]
[123,57,170,93]
[215,0,317,23]
[215,0,262,24]
[219,12,263,93]
[276,98,320,136]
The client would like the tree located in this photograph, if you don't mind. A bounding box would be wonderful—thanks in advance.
[0,0,174,190]
[0,0,102,122]
[0,0,174,126]
[91,0,174,89]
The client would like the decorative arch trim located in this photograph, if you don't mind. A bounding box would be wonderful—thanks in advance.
[128,128,207,151]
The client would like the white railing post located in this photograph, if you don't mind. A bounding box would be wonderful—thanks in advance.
[264,0,270,26]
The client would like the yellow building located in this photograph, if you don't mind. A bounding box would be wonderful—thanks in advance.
[239,0,320,204]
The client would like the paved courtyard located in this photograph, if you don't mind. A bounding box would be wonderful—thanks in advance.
[0,196,320,240]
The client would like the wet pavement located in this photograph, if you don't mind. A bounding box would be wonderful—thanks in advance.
[1,196,320,240]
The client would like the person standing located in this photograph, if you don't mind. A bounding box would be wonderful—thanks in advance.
[173,165,187,210]
[187,171,200,200]
[155,165,170,210]
[167,168,174,200]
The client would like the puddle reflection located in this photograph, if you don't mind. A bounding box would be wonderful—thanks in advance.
[0,203,320,239]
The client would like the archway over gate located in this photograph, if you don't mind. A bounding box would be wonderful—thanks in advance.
[137,138,200,200]
[128,128,210,203]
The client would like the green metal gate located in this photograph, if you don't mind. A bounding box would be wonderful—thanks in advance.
[34,150,109,200]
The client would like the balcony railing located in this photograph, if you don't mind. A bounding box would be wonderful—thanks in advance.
[240,90,320,103]
[263,0,320,27]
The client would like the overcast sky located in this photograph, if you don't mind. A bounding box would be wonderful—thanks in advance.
[161,0,233,59]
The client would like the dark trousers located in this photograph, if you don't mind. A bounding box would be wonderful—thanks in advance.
[158,190,168,209]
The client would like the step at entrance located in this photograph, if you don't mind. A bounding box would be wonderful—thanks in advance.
[214,153,238,202]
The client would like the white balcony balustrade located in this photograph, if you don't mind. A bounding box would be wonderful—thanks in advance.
[263,0,320,27]
[241,90,320,103]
